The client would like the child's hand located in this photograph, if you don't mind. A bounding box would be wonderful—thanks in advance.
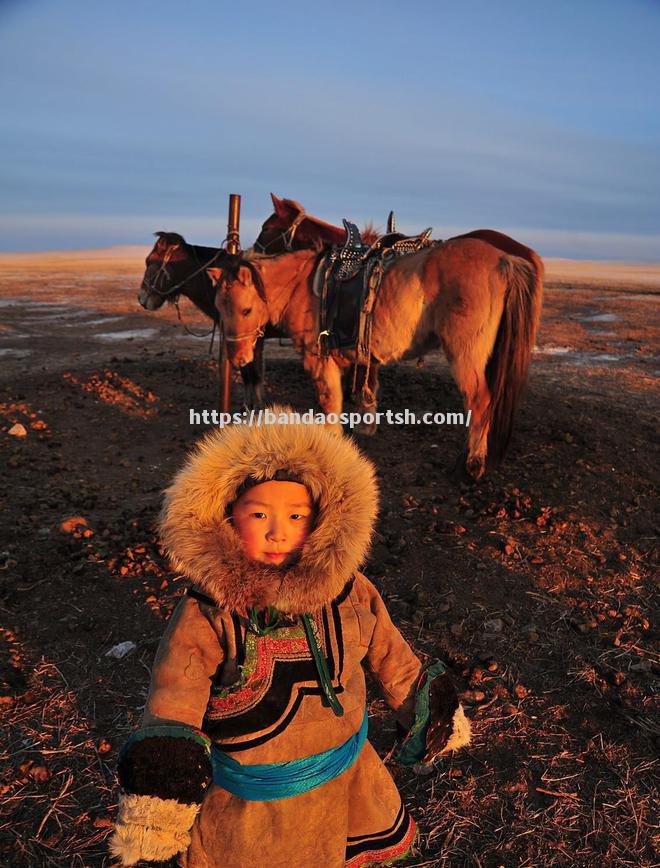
[421,669,458,760]
[394,662,471,766]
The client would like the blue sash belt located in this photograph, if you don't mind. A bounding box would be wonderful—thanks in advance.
[211,708,368,801]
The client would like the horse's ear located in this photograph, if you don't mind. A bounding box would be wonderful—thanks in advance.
[207,267,223,285]
[271,193,286,215]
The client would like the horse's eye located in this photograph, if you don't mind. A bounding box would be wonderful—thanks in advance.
[242,308,252,316]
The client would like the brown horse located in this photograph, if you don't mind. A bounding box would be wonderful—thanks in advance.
[139,213,373,408]
[139,232,229,318]
[253,195,380,408]
[257,194,543,271]
[254,196,544,432]
[139,232,270,408]
[254,194,379,252]
[208,237,543,479]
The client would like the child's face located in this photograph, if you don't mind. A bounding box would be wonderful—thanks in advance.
[231,480,314,567]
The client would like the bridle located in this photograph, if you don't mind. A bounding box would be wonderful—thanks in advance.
[142,242,227,341]
[142,244,225,299]
[253,208,308,253]
[223,324,265,346]
[219,258,270,350]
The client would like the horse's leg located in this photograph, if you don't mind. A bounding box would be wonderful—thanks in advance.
[447,352,491,480]
[302,352,343,432]
[240,365,255,411]
[253,337,265,408]
[354,360,380,436]
[343,364,355,404]
[239,339,266,410]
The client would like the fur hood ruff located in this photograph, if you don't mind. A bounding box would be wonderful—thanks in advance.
[159,408,379,613]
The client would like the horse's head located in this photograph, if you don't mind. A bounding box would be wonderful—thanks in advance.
[253,194,312,253]
[139,232,190,310]
[208,256,269,369]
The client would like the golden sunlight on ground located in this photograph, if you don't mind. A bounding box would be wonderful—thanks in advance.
[1,243,658,865]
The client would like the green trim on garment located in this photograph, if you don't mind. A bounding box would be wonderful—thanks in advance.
[301,613,344,717]
[394,660,447,766]
[122,725,211,757]
[247,605,298,636]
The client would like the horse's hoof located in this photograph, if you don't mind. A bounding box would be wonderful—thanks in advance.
[448,450,468,482]
[466,456,486,480]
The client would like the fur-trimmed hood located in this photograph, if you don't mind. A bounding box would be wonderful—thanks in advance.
[159,408,379,614]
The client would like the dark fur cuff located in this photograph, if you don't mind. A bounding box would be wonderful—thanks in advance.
[395,661,468,765]
[118,727,212,805]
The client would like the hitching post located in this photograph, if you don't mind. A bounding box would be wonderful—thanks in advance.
[219,193,241,413]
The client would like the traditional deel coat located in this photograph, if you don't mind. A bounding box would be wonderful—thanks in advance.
[111,414,470,867]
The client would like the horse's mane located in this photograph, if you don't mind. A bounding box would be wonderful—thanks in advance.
[361,223,379,245]
[154,231,222,260]
[155,230,187,246]
[222,254,267,301]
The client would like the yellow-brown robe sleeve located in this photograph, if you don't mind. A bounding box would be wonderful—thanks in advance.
[143,595,224,727]
[111,597,224,867]
[352,573,422,728]
[353,573,471,761]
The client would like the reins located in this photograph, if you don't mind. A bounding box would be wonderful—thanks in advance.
[144,243,226,342]
[174,299,218,345]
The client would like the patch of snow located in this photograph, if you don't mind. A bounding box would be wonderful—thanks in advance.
[534,345,573,355]
[94,329,158,341]
[578,312,619,323]
[0,348,31,358]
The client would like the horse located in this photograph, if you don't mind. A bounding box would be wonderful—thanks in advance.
[253,196,545,435]
[256,194,542,271]
[254,193,379,252]
[207,237,543,479]
[138,232,265,408]
[139,216,375,408]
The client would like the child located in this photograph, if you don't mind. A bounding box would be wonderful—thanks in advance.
[111,410,470,867]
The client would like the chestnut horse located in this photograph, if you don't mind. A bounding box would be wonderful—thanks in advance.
[208,238,543,478]
[257,194,542,271]
[255,194,379,253]
[139,232,278,408]
[254,196,544,434]
[139,215,376,408]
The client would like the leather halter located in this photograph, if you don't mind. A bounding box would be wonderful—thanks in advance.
[219,258,268,349]
[223,324,265,345]
[143,245,225,298]
[253,209,308,253]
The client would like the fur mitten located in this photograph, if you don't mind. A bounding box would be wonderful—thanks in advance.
[110,793,199,866]
[110,727,212,866]
[395,661,471,765]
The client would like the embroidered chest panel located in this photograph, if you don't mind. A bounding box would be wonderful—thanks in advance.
[204,601,346,750]
[208,620,312,717]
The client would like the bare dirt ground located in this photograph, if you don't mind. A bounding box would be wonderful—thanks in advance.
[0,248,658,866]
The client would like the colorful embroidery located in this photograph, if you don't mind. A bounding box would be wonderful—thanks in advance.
[345,808,416,867]
[207,617,324,719]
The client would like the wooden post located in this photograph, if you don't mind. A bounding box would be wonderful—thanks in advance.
[226,194,241,255]
[219,193,241,413]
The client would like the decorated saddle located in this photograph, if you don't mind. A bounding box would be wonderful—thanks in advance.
[317,215,433,358]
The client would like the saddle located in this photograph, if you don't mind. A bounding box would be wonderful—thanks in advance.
[318,214,433,358]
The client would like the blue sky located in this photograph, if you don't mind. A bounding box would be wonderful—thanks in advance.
[1,0,659,258]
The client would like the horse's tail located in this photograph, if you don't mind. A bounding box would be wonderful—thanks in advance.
[485,251,544,463]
